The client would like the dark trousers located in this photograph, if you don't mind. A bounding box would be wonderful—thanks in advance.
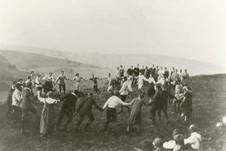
[104,108,117,130]
[59,84,66,94]
[119,95,130,112]
[57,107,74,129]
[150,105,168,124]
[21,106,39,133]
[75,112,95,130]
[11,106,22,123]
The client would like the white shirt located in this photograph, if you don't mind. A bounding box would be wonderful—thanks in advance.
[74,76,82,90]
[38,96,58,105]
[119,81,133,95]
[184,132,202,151]
[107,76,112,86]
[42,75,54,82]
[12,89,23,106]
[35,77,42,87]
[148,76,156,84]
[163,140,176,149]
[103,96,129,109]
[137,75,148,89]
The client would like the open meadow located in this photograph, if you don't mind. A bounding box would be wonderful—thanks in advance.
[0,74,226,151]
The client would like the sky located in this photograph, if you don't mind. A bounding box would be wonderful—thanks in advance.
[0,0,226,67]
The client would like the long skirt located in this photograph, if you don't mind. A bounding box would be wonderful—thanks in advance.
[40,103,55,136]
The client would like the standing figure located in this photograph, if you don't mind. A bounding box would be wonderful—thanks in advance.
[56,90,79,131]
[75,93,103,131]
[107,73,113,92]
[74,73,82,92]
[38,91,59,138]
[174,83,184,114]
[102,91,130,130]
[21,82,39,135]
[11,83,23,124]
[181,86,192,123]
[137,72,149,90]
[119,76,133,113]
[6,81,16,119]
[149,83,168,125]
[42,72,55,93]
[127,92,146,133]
[181,69,189,86]
[90,74,99,93]
[127,65,134,77]
[55,71,68,94]
[35,74,43,95]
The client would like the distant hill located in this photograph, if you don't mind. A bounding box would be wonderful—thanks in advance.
[0,50,111,78]
[0,54,25,81]
[1,47,225,75]
[65,53,226,75]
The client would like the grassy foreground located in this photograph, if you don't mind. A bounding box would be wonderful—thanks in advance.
[0,74,226,151]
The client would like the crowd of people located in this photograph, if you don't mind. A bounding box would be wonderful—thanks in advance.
[4,64,226,151]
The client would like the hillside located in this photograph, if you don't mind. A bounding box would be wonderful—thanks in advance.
[0,50,111,78]
[65,53,226,75]
[0,54,25,81]
[1,48,225,75]
[0,74,225,151]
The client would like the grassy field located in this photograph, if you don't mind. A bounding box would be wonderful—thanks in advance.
[0,74,226,151]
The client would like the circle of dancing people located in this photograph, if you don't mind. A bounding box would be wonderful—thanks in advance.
[4,65,226,151]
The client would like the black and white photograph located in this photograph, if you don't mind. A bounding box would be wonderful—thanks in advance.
[0,0,226,151]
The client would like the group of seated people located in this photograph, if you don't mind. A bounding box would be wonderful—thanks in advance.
[135,118,226,151]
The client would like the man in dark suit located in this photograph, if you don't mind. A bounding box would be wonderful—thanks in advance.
[75,93,103,131]
[21,82,39,135]
[56,90,84,131]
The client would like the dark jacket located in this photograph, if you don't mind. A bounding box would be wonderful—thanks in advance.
[60,93,78,112]
[76,96,102,116]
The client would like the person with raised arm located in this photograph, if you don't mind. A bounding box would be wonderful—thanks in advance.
[55,70,68,94]
[37,91,60,138]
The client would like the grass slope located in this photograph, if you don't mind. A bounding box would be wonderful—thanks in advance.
[0,74,225,151]
[0,50,99,70]
[0,50,111,78]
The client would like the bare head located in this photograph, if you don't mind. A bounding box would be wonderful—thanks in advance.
[189,124,198,133]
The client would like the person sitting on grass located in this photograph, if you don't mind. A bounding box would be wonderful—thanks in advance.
[152,137,167,151]
[184,124,202,151]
